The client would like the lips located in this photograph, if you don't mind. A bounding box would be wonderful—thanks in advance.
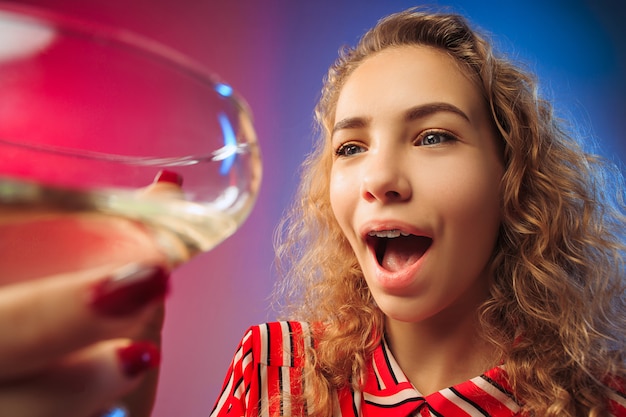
[367,231,432,272]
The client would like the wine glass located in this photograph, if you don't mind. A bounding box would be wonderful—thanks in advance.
[0,4,262,271]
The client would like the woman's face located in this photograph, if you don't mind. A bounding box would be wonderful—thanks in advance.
[329,45,504,324]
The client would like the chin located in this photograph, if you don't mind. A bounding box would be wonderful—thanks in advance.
[378,300,437,324]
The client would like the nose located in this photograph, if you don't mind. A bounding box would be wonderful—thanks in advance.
[360,149,412,203]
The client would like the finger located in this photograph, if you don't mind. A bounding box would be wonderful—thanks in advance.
[0,338,160,417]
[138,170,185,199]
[0,263,169,381]
[0,211,167,285]
[0,170,184,284]
[113,302,164,417]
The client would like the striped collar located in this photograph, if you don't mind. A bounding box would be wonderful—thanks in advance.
[356,337,522,416]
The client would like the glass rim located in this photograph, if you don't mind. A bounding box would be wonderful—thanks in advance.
[0,2,256,161]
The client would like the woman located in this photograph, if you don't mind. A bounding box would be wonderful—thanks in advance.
[211,8,626,417]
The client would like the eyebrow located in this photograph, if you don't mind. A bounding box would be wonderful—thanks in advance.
[332,102,470,135]
[405,102,470,123]
[332,116,370,135]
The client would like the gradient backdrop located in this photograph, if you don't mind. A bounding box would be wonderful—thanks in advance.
[4,1,625,416]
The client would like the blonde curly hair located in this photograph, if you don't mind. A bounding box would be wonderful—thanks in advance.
[274,8,625,417]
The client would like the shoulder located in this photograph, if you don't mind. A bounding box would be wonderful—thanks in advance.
[211,322,315,417]
[240,321,314,368]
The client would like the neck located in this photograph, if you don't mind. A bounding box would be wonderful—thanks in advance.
[384,299,497,395]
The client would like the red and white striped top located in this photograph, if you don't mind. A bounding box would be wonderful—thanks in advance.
[210,321,626,416]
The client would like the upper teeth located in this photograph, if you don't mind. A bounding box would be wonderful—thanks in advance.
[368,229,410,238]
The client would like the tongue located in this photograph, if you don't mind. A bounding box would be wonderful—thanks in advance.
[381,236,430,272]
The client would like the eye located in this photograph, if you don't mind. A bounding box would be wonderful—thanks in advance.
[416,130,457,146]
[335,142,366,157]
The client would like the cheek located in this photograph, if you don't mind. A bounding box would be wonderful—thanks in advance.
[426,158,502,239]
[329,169,363,257]
[329,169,352,226]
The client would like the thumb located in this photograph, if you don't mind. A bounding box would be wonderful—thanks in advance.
[0,338,160,417]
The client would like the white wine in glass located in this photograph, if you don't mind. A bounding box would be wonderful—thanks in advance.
[0,4,262,277]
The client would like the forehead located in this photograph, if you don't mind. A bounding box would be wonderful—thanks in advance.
[334,45,486,123]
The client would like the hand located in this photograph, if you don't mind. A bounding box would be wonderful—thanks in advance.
[0,214,168,417]
[0,170,183,416]
[0,261,168,417]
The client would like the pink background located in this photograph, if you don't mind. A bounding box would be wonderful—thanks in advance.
[1,1,624,416]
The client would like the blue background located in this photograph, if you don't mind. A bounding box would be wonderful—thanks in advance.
[4,1,625,415]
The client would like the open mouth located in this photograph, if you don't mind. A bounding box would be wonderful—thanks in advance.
[367,230,432,272]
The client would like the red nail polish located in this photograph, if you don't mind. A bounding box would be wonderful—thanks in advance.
[155,170,183,186]
[117,341,161,378]
[90,264,169,317]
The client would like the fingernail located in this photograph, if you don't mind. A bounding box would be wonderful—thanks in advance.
[89,264,169,317]
[155,169,183,186]
[117,341,160,378]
